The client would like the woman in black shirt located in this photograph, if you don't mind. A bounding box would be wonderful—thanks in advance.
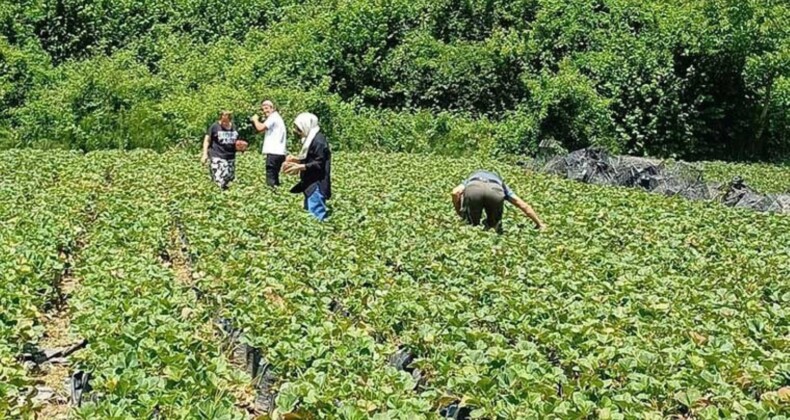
[201,110,239,190]
[282,112,332,220]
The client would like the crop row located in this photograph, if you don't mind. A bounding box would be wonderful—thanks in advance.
[170,156,432,418]
[701,162,790,194]
[57,152,249,418]
[170,152,790,418]
[0,151,103,417]
[2,151,789,418]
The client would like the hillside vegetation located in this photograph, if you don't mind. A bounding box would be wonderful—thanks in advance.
[0,0,788,160]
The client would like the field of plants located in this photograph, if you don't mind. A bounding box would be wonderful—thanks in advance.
[2,0,788,416]
[2,150,789,418]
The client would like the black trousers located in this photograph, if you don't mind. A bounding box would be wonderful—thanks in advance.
[265,154,286,186]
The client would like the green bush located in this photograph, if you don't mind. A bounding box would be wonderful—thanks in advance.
[380,31,527,114]
[0,37,50,115]
[11,51,168,150]
[0,0,788,161]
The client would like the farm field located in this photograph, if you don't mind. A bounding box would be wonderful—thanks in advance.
[1,150,789,419]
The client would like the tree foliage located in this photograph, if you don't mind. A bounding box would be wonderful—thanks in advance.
[0,0,788,160]
[2,150,789,417]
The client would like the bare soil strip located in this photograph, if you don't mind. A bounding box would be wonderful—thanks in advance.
[34,226,96,417]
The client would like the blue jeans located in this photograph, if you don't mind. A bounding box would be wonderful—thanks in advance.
[304,190,328,221]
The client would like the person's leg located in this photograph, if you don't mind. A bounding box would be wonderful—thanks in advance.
[211,158,233,190]
[225,159,236,188]
[216,159,233,190]
[265,154,281,186]
[461,181,486,226]
[265,154,275,186]
[482,185,506,234]
[306,190,328,221]
[208,158,217,183]
[272,154,285,186]
[210,158,224,189]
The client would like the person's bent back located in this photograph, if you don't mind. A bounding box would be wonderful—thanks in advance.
[452,170,545,233]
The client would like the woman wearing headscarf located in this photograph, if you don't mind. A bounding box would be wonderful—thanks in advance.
[282,113,332,220]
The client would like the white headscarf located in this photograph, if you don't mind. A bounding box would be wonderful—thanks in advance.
[294,113,320,160]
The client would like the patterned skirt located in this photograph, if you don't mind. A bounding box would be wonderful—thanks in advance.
[208,157,236,189]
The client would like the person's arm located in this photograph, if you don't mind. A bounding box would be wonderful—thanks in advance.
[285,138,326,174]
[201,134,210,164]
[281,155,302,173]
[302,140,326,171]
[283,160,305,175]
[251,115,268,133]
[507,196,546,230]
[451,184,465,218]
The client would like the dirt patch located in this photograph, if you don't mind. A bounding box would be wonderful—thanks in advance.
[263,288,286,309]
[31,280,77,418]
[34,363,71,419]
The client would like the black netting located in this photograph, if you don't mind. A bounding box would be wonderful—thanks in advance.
[544,148,619,185]
[722,177,790,213]
[648,161,714,201]
[541,148,789,214]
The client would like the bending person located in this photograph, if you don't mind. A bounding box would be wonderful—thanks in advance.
[452,170,545,233]
[282,113,332,221]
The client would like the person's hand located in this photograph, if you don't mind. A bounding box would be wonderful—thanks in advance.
[252,114,260,122]
[285,155,298,163]
[536,223,548,231]
[201,154,208,165]
[283,162,305,175]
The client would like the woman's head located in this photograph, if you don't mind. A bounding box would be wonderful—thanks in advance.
[293,113,319,138]
[219,110,233,128]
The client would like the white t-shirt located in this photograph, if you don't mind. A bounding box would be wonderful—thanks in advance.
[261,111,287,155]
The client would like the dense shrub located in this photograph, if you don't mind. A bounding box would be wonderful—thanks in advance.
[0,0,787,160]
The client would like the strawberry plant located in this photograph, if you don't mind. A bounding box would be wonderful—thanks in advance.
[1,150,788,418]
[0,150,104,417]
